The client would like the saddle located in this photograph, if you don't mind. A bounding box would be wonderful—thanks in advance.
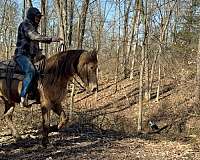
[0,59,24,80]
[0,58,45,102]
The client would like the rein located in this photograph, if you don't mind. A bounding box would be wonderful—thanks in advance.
[70,76,85,90]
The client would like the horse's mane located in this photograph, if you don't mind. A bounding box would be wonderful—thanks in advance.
[43,50,83,85]
[43,49,97,86]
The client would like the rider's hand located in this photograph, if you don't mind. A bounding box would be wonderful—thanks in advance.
[40,54,46,60]
[52,36,63,42]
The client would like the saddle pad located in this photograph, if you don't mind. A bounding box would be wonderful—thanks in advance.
[0,59,15,68]
[0,72,24,81]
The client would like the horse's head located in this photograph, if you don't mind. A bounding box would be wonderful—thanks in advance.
[76,49,98,93]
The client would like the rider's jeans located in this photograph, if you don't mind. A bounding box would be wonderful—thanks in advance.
[15,55,35,98]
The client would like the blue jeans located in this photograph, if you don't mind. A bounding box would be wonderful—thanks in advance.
[15,55,35,98]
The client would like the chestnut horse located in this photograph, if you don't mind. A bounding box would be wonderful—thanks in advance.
[0,49,98,147]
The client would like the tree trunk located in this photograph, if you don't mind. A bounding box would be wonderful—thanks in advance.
[156,50,161,102]
[77,0,90,48]
[0,0,7,32]
[23,0,33,19]
[69,79,75,122]
[138,42,145,131]
[122,0,132,79]
[156,1,176,102]
[114,0,121,93]
[149,52,158,100]
[196,36,200,105]
[55,0,65,41]
[41,0,48,55]
[130,0,141,80]
[138,0,148,132]
[63,0,68,44]
[143,0,150,101]
[68,0,75,47]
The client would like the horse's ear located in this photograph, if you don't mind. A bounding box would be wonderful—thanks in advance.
[91,48,97,56]
[87,48,98,62]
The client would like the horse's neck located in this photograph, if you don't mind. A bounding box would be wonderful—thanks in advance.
[42,52,81,86]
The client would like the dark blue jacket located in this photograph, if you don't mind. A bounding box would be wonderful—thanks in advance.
[15,7,52,60]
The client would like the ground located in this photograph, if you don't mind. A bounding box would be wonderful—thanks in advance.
[0,70,200,160]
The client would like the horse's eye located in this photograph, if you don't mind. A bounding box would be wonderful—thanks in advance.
[88,63,96,70]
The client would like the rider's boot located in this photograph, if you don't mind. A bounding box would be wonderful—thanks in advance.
[20,96,28,107]
[20,95,37,107]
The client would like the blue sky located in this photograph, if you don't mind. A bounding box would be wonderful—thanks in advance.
[15,0,41,20]
[15,0,40,5]
[15,0,40,9]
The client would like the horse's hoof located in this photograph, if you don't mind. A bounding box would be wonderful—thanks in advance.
[57,124,63,130]
[42,138,49,148]
[15,136,22,142]
[58,121,66,130]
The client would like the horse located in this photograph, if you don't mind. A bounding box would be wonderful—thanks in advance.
[0,49,98,147]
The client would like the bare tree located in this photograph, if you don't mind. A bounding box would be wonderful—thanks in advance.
[122,0,132,78]
[156,0,177,102]
[23,0,33,19]
[68,0,75,47]
[130,0,141,80]
[196,35,200,106]
[114,0,121,93]
[0,0,17,59]
[77,0,90,48]
[138,0,149,132]
[55,0,65,41]
[91,0,112,51]
[41,0,48,55]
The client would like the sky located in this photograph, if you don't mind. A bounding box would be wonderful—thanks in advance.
[16,0,40,7]
[15,0,40,14]
[15,0,42,21]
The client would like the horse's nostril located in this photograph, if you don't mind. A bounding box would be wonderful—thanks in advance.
[91,87,97,92]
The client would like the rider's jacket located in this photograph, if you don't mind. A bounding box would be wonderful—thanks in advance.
[14,7,52,60]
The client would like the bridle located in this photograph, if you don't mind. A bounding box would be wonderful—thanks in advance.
[71,62,89,91]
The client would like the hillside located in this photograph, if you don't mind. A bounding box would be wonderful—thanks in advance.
[0,69,200,160]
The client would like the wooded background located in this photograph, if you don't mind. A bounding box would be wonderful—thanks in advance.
[0,0,200,131]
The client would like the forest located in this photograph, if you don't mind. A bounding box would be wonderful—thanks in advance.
[0,0,200,159]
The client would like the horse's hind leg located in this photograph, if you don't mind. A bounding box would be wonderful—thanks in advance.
[4,103,20,140]
[41,106,50,147]
[52,103,68,129]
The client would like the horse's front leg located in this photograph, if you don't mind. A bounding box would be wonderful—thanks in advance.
[39,84,52,147]
[41,105,51,147]
[52,103,68,129]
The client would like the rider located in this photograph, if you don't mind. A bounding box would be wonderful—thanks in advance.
[14,7,62,107]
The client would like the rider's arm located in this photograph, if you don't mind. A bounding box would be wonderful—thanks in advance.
[23,22,52,43]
